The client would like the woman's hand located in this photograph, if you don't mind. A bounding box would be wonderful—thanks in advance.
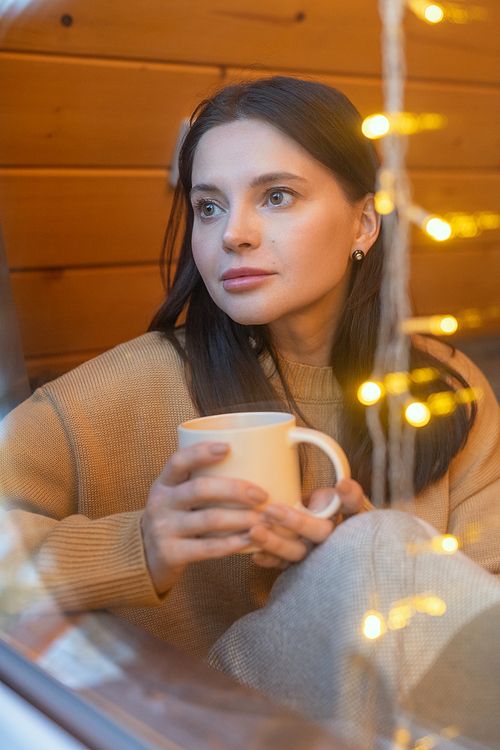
[141,442,267,595]
[249,478,366,570]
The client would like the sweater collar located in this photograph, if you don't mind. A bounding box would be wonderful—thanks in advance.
[261,353,343,404]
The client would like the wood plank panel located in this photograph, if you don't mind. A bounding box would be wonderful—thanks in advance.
[225,69,500,171]
[0,53,221,166]
[0,0,498,85]
[1,168,498,269]
[410,243,500,335]
[0,169,174,268]
[10,264,165,357]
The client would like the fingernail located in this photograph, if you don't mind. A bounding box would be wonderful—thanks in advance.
[209,443,229,455]
[247,487,268,504]
[263,505,287,521]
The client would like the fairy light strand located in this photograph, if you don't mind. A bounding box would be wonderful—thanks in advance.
[368,0,414,508]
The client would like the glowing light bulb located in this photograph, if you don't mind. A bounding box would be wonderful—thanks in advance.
[363,612,384,639]
[431,534,459,554]
[357,381,383,405]
[439,316,458,334]
[374,190,395,215]
[441,535,459,553]
[401,315,458,336]
[362,114,390,139]
[424,4,444,22]
[425,217,452,241]
[405,402,431,427]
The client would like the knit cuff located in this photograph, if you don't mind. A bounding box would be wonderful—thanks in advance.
[37,510,168,612]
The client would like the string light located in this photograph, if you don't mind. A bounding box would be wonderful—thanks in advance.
[362,114,391,139]
[407,0,487,24]
[361,112,446,139]
[405,402,431,427]
[440,535,459,553]
[400,315,458,335]
[425,216,452,241]
[424,4,444,22]
[363,611,386,639]
[357,381,384,405]
[409,535,458,555]
[408,0,445,22]
[408,205,452,241]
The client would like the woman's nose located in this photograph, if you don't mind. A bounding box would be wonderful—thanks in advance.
[222,207,261,252]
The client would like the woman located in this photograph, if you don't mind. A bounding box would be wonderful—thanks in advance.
[1,77,500,745]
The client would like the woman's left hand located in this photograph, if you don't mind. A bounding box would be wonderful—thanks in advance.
[249,478,366,569]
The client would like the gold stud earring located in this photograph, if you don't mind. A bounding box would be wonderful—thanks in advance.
[352,249,365,261]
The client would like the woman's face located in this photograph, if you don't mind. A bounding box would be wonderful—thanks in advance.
[190,118,377,339]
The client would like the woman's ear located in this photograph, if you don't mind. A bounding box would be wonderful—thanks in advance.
[353,194,381,257]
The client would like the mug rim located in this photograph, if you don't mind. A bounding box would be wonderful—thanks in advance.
[179,411,295,432]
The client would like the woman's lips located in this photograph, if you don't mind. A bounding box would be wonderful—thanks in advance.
[221,267,275,291]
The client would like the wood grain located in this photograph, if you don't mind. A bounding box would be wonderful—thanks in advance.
[0,0,498,84]
[10,264,165,357]
[410,244,500,334]
[0,169,174,268]
[0,52,221,166]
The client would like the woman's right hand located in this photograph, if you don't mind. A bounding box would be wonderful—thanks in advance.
[141,442,267,595]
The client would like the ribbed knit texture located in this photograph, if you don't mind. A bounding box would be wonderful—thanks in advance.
[1,331,500,658]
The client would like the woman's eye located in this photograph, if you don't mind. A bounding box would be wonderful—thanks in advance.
[195,201,222,219]
[267,190,293,207]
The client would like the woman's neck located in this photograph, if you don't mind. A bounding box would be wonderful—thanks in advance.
[269,305,340,368]
[267,274,349,367]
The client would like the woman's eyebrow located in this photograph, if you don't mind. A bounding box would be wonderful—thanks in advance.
[190,183,222,197]
[249,172,307,188]
[190,172,307,197]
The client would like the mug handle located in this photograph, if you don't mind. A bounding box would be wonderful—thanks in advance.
[287,428,351,519]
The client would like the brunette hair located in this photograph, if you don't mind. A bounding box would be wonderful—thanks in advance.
[149,76,475,499]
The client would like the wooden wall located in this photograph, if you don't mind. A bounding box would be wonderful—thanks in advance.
[0,0,499,382]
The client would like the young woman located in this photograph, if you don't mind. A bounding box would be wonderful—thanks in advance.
[1,76,500,745]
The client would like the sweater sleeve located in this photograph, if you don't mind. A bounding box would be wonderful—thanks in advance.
[0,389,166,611]
[444,352,500,575]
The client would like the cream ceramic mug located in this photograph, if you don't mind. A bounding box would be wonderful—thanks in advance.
[178,412,351,527]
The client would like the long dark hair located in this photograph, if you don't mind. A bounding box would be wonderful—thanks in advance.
[149,76,475,499]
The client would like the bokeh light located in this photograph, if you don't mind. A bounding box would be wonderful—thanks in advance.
[401,315,458,335]
[428,391,457,416]
[431,534,459,554]
[441,535,459,553]
[362,114,390,139]
[424,4,444,23]
[363,612,385,639]
[358,381,384,405]
[405,402,431,427]
[425,217,452,241]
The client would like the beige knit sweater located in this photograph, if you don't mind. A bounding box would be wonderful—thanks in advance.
[1,332,500,658]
